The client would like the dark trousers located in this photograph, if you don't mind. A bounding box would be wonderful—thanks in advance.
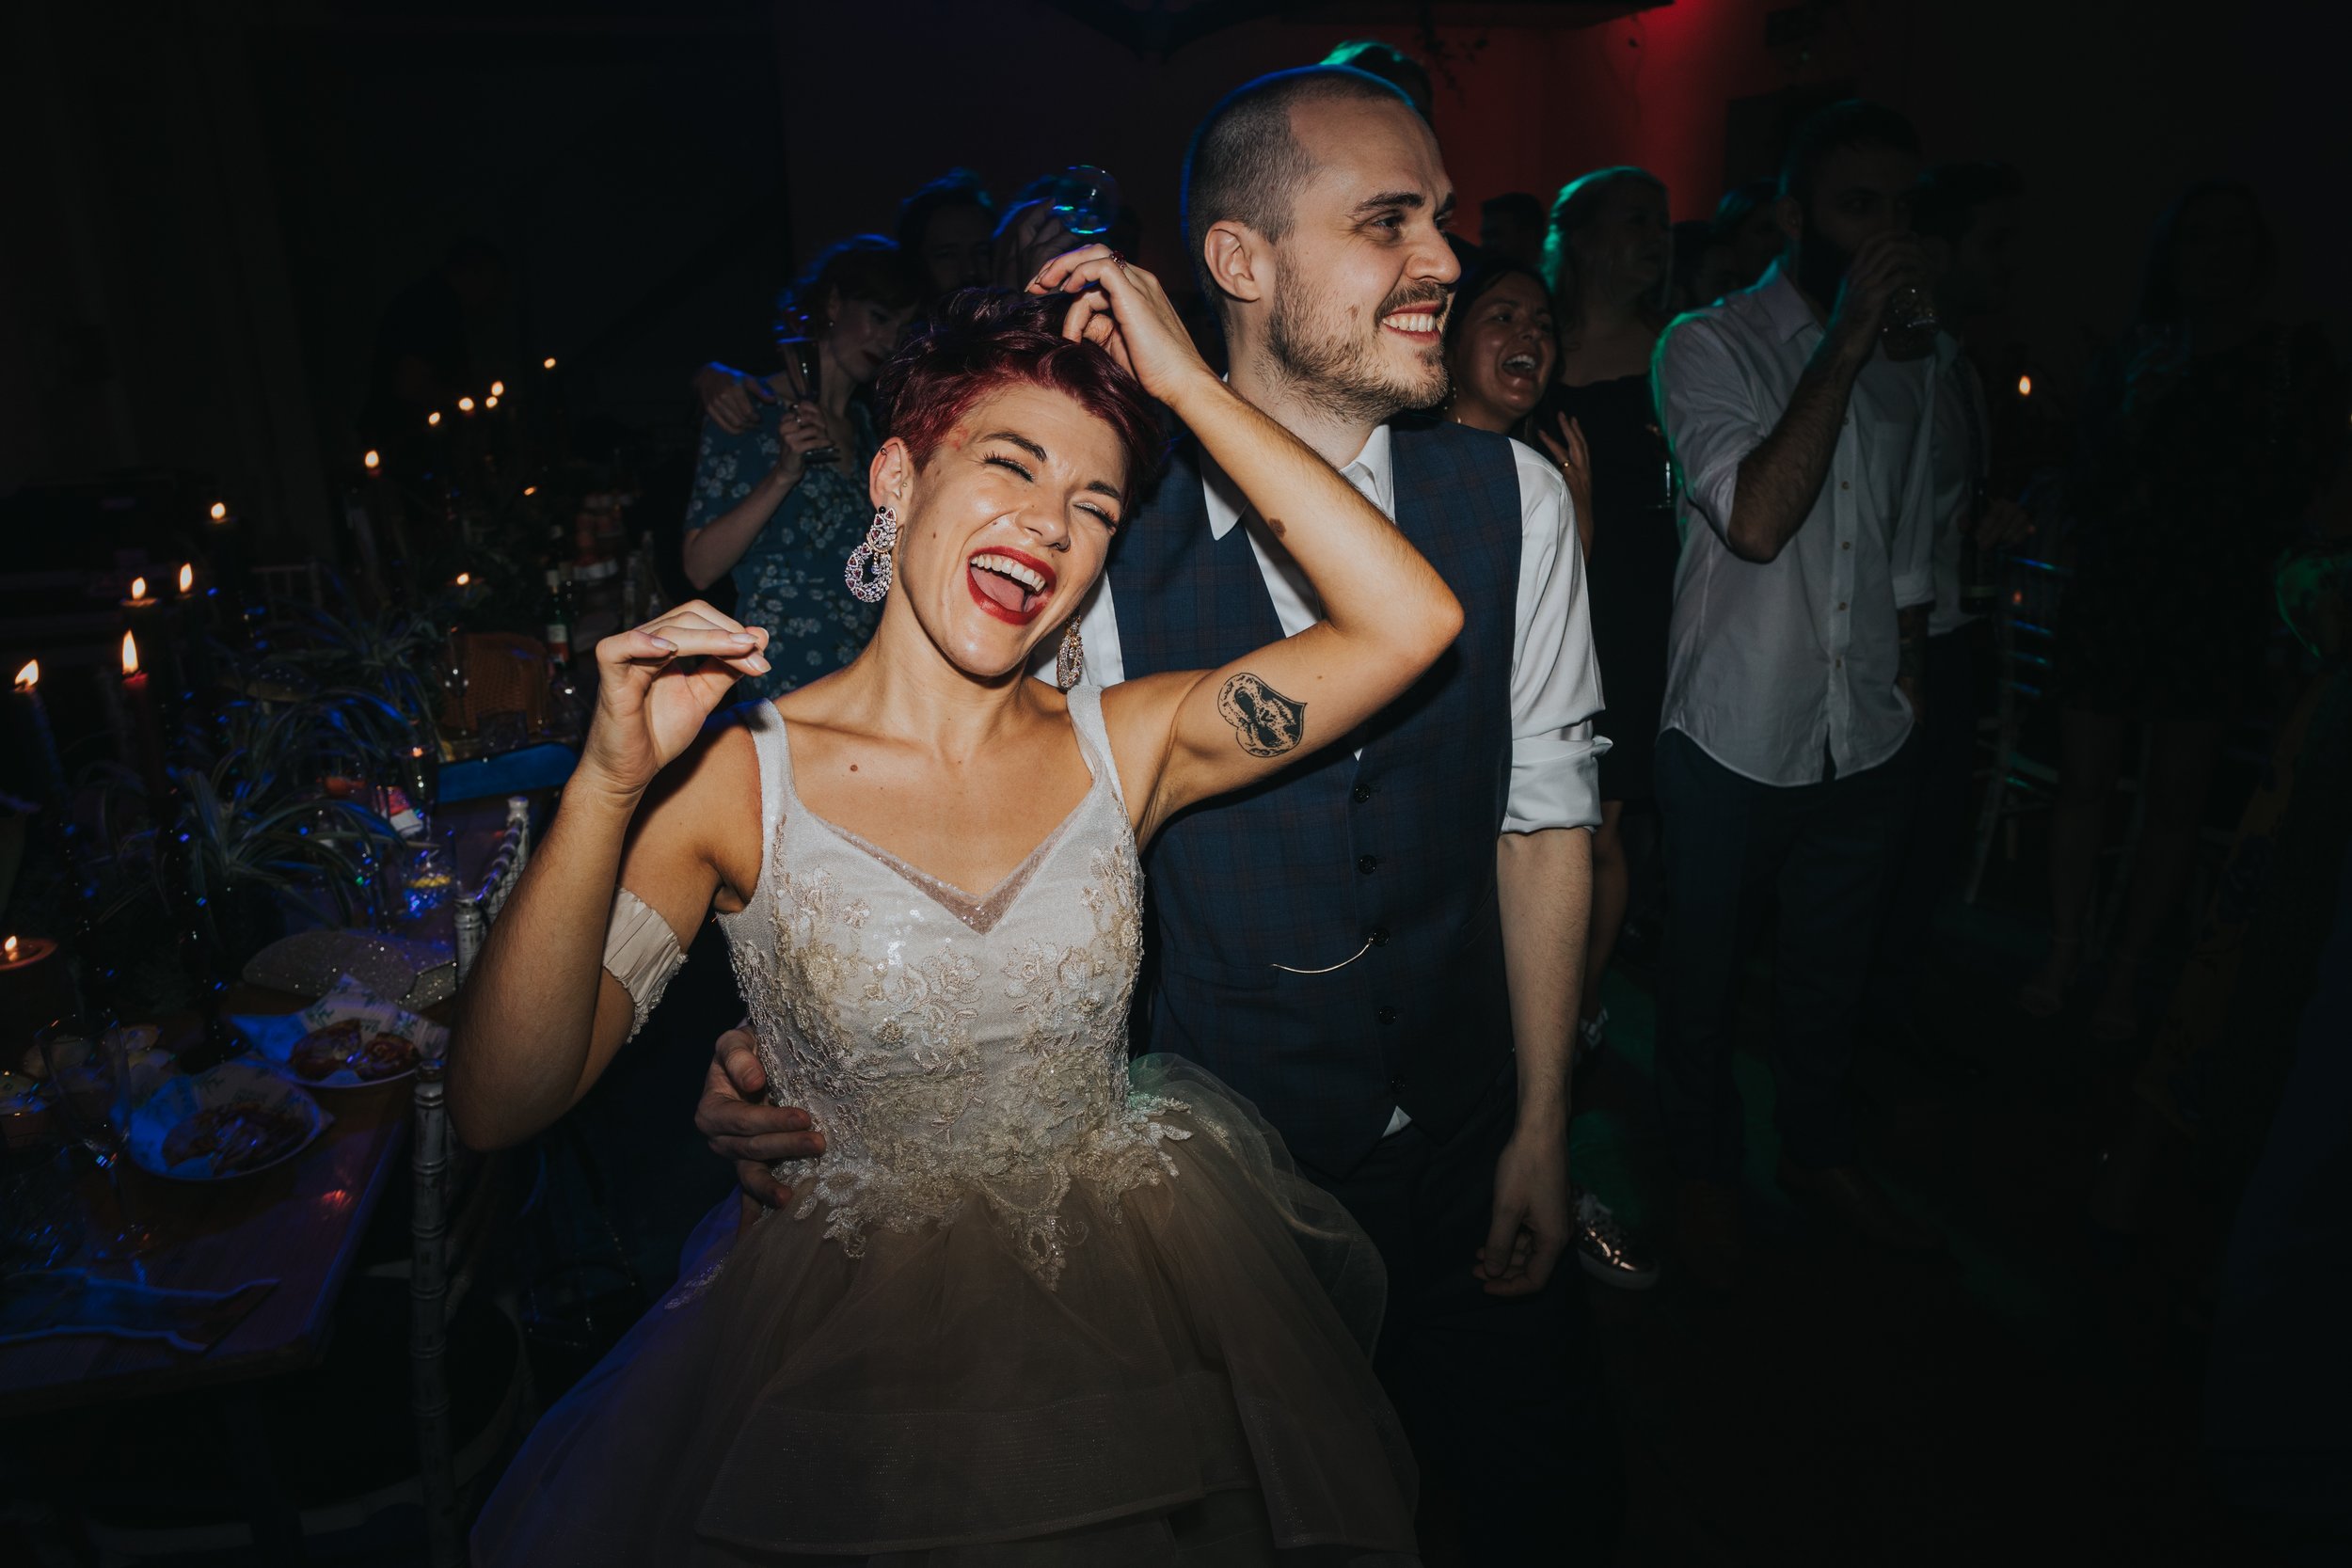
[1654,726,1912,1180]
[1868,624,1982,1023]
[1305,1081,1622,1564]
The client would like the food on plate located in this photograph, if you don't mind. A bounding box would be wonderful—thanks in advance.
[290,1022,363,1081]
[354,1033,419,1081]
[161,1100,312,1175]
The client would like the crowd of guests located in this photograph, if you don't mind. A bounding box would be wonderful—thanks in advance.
[621,40,2344,1555]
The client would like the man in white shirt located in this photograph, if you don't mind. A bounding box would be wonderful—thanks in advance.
[1867,162,2034,1056]
[1652,100,1946,1289]
[699,66,1618,1555]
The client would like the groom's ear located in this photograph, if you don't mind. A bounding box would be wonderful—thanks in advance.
[1201,221,1267,310]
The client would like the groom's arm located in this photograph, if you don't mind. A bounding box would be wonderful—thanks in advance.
[1486,828,1590,1294]
[1478,442,1607,1296]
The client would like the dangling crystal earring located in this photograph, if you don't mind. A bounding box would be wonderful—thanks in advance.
[845,505,898,603]
[1056,617,1085,690]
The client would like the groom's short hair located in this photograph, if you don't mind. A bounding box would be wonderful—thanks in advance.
[1183,66,1415,308]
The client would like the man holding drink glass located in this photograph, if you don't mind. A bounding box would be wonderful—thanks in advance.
[1650,100,1945,1289]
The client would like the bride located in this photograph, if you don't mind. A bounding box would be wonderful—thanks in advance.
[452,249,1463,1564]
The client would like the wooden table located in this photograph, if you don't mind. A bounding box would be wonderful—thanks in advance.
[0,797,538,1418]
[0,1008,415,1419]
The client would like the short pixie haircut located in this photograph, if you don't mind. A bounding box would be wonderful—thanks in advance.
[868,289,1167,498]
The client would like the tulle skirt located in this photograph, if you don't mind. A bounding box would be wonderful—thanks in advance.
[472,1056,1419,1564]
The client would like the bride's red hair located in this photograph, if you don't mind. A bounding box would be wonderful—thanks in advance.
[870,289,1167,497]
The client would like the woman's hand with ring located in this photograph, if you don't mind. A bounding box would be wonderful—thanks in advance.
[1029,245,1213,406]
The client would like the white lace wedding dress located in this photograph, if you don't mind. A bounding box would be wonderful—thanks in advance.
[472,688,1418,1565]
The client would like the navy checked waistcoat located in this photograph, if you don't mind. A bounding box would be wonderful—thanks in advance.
[1109,419,1524,1176]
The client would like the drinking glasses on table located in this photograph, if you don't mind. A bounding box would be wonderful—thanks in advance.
[35,1023,161,1259]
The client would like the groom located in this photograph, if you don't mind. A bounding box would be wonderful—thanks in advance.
[697,66,1616,1557]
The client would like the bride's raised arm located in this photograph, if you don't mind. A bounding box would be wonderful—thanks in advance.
[448,605,771,1150]
[1033,248,1464,842]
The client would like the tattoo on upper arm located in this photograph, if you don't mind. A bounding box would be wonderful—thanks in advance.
[1217,673,1306,757]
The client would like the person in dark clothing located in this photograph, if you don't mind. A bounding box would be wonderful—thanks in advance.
[1540,166,1677,1068]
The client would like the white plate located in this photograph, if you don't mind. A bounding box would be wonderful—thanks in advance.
[125,1062,330,1181]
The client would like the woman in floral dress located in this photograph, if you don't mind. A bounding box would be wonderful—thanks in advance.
[683,236,923,698]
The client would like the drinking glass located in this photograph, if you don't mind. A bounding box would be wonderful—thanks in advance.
[1049,166,1121,240]
[35,1023,160,1259]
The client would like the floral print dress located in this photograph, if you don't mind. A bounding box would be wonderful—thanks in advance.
[683,399,882,699]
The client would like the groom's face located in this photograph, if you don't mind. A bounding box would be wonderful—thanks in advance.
[1261,97,1459,420]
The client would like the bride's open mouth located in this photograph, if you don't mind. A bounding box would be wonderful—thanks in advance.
[965,546,1056,626]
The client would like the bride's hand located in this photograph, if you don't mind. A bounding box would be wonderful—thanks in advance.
[1028,245,1214,406]
[578,602,771,800]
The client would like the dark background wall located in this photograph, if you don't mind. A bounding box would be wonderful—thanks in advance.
[4,0,2344,561]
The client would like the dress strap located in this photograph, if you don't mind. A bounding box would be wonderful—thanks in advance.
[1063,684,1125,811]
[735,698,794,847]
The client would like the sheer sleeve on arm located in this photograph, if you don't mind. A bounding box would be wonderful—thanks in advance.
[605,886,687,1040]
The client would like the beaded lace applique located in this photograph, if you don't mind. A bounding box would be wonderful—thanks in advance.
[723,701,1184,1290]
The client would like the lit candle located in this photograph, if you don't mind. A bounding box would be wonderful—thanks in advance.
[12,660,67,806]
[490,380,505,397]
[120,631,171,813]
[176,563,194,597]
[2017,374,2033,398]
[0,934,70,1053]
[121,575,157,609]
[210,500,228,522]
[457,396,476,414]
[485,395,499,408]
[364,449,381,473]
[429,411,443,427]
[542,356,557,370]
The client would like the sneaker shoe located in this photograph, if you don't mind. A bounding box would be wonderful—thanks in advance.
[1572,1185,1659,1291]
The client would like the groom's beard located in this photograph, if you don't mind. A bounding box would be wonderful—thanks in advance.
[1794,222,1855,311]
[1262,269,1453,424]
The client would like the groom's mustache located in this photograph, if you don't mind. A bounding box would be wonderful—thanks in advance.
[1375,283,1453,324]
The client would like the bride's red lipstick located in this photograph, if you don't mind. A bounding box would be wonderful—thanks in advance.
[964,545,1057,626]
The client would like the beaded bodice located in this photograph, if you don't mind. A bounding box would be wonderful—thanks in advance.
[714,690,1187,1287]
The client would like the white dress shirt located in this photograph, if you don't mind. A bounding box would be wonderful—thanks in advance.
[1655,261,1938,786]
[1048,421,1610,834]
[1927,340,1986,639]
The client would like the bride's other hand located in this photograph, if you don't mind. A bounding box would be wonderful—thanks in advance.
[696,1024,825,1211]
[580,603,771,800]
[1029,246,1215,408]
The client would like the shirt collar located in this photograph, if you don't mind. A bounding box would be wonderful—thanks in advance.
[1204,421,1395,540]
[1756,259,1822,345]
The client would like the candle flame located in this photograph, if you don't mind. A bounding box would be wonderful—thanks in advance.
[209,501,228,521]
[121,630,140,676]
[455,571,471,587]
[490,380,505,397]
[363,449,381,469]
[428,411,443,426]
[2017,374,2033,397]
[485,395,499,408]
[130,576,148,600]
[3,936,15,962]
[457,396,476,413]
[542,356,557,370]
[523,485,537,496]
[13,660,36,691]
[178,562,193,594]
[411,745,426,758]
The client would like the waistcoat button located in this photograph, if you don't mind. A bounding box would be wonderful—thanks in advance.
[1351,784,1374,804]
[1376,1005,1400,1024]
[1368,926,1391,946]
[1358,854,1380,875]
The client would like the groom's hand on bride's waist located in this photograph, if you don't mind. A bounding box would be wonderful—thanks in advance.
[695,1024,824,1210]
